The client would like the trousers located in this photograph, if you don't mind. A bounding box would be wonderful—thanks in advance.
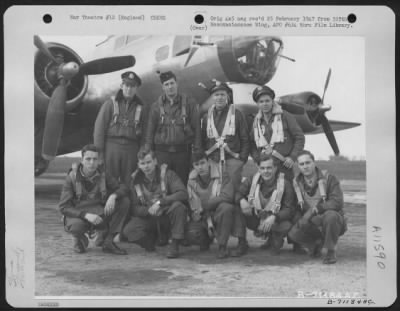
[210,158,244,191]
[155,150,191,185]
[187,202,246,246]
[64,197,130,237]
[105,139,140,186]
[245,213,292,249]
[288,210,346,250]
[122,201,187,243]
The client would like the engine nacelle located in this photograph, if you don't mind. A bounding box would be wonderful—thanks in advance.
[34,42,88,118]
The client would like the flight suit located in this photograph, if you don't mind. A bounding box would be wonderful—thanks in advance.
[94,90,148,185]
[287,168,347,252]
[186,163,246,249]
[202,105,250,190]
[236,172,297,250]
[122,165,188,250]
[145,93,201,185]
[250,109,305,180]
[59,164,129,242]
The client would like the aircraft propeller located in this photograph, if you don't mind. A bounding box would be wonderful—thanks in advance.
[34,35,135,160]
[316,68,340,155]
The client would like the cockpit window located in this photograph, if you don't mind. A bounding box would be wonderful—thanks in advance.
[126,35,145,44]
[173,36,192,56]
[114,36,126,50]
[155,45,169,62]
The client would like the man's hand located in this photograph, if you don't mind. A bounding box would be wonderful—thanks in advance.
[240,199,253,216]
[192,208,203,222]
[283,157,294,169]
[258,215,276,233]
[312,206,319,215]
[84,213,103,225]
[104,194,117,216]
[148,201,161,216]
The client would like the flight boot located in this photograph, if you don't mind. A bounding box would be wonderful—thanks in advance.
[217,244,230,259]
[166,239,180,258]
[72,234,88,254]
[292,243,308,255]
[102,234,127,255]
[231,238,249,257]
[323,249,337,264]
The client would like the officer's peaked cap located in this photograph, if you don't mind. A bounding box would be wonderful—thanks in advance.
[121,71,142,86]
[252,85,275,102]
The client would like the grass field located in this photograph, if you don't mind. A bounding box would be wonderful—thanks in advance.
[48,156,366,180]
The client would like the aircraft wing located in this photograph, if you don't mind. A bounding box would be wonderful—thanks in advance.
[307,120,361,135]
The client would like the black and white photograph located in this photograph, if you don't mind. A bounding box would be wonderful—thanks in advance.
[4,5,396,308]
[33,34,365,297]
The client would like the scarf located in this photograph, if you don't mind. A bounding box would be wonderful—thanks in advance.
[253,102,284,149]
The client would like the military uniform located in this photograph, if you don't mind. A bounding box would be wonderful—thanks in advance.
[94,72,148,185]
[122,165,188,254]
[250,86,305,180]
[201,82,250,190]
[236,172,297,251]
[287,167,347,262]
[59,163,129,253]
[145,73,201,185]
[186,162,247,254]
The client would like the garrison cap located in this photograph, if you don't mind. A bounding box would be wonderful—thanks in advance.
[159,71,177,84]
[252,85,275,102]
[121,71,142,86]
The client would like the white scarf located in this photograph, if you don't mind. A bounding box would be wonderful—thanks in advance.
[253,102,284,148]
[207,104,236,139]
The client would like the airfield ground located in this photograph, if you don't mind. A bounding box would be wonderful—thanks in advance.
[35,158,366,297]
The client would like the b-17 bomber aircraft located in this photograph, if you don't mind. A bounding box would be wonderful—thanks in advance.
[34,35,360,176]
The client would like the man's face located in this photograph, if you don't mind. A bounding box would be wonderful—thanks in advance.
[213,90,229,111]
[259,159,277,181]
[162,78,178,98]
[121,82,138,99]
[138,154,157,177]
[297,154,316,177]
[257,94,274,113]
[81,151,99,175]
[193,158,210,177]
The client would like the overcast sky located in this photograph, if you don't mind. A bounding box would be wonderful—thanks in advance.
[43,36,365,160]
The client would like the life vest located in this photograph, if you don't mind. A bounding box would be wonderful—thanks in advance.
[187,162,222,219]
[110,96,142,129]
[157,94,187,126]
[247,172,285,216]
[252,103,284,154]
[293,170,328,211]
[69,163,107,202]
[131,164,168,205]
[205,104,239,162]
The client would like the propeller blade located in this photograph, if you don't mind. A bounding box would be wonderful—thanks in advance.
[79,55,135,75]
[184,46,199,67]
[41,81,67,160]
[319,114,340,155]
[321,68,332,104]
[34,35,58,63]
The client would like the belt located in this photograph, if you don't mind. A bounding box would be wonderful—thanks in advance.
[106,137,136,145]
[205,139,240,160]
[155,144,189,153]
